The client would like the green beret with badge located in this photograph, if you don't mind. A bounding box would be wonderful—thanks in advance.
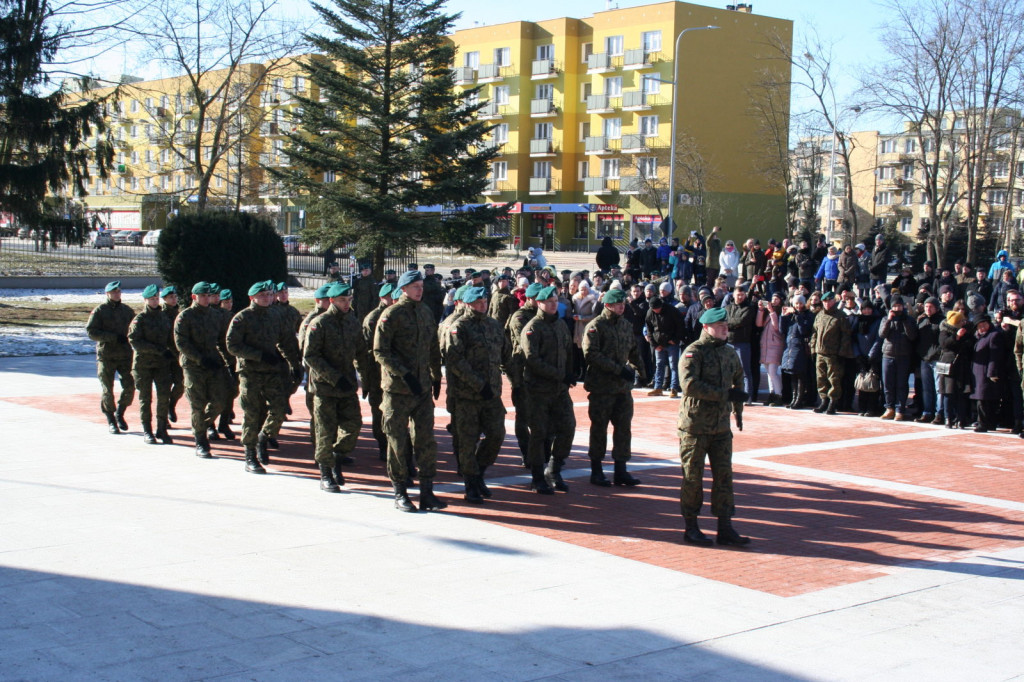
[247,280,272,296]
[603,288,626,304]
[208,282,220,294]
[378,282,395,298]
[535,285,558,301]
[327,282,352,298]
[142,284,159,298]
[699,307,727,325]
[192,281,212,295]
[462,286,486,303]
[160,285,176,298]
[821,291,835,301]
[219,289,232,301]
[314,284,332,299]
[396,270,423,289]
[525,283,544,298]
[105,280,121,293]
[274,282,287,292]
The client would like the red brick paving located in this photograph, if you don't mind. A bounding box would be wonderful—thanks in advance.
[6,382,1024,598]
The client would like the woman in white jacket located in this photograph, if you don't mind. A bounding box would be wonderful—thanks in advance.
[718,240,740,288]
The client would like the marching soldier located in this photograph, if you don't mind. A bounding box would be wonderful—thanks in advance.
[582,287,646,487]
[304,282,368,492]
[160,286,184,423]
[299,284,332,445]
[677,306,750,546]
[373,270,445,512]
[438,285,469,473]
[214,288,238,440]
[506,282,544,465]
[445,286,510,503]
[227,280,303,474]
[522,285,576,495]
[362,282,396,460]
[488,274,519,327]
[173,281,232,458]
[86,281,136,433]
[274,282,304,419]
[127,284,174,444]
[353,261,378,322]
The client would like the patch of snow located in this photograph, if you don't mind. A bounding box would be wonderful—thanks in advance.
[0,324,92,357]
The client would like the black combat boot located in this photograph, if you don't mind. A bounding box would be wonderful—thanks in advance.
[268,437,279,449]
[156,419,174,445]
[463,475,483,504]
[332,459,346,487]
[245,447,265,473]
[376,437,387,461]
[716,517,751,546]
[256,432,270,465]
[142,421,156,445]
[217,415,235,440]
[195,435,213,459]
[114,407,128,432]
[530,465,554,495]
[168,405,177,423]
[334,451,354,466]
[825,401,838,415]
[319,464,340,493]
[419,478,448,511]
[813,398,829,414]
[206,425,220,441]
[477,466,492,498]
[393,482,417,512]
[544,459,569,492]
[104,411,120,434]
[683,517,713,546]
[613,460,641,486]
[590,459,611,487]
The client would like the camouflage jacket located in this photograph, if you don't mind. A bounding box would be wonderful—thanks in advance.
[522,308,572,393]
[505,304,535,388]
[86,300,136,360]
[275,301,304,334]
[299,307,326,356]
[353,276,378,321]
[488,289,519,328]
[174,304,227,370]
[373,297,441,395]
[438,306,467,362]
[810,307,853,357]
[226,303,302,374]
[128,305,172,371]
[304,304,367,398]
[361,301,388,389]
[582,307,645,394]
[445,309,509,400]
[678,332,744,435]
[161,303,180,354]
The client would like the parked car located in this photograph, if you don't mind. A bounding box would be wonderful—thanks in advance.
[142,229,161,247]
[18,226,31,239]
[112,230,142,246]
[90,231,115,249]
[282,235,300,254]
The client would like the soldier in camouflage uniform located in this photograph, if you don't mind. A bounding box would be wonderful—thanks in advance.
[522,285,577,495]
[582,287,647,487]
[445,286,510,503]
[299,285,332,446]
[304,282,368,492]
[373,270,446,513]
[438,284,469,473]
[422,263,446,324]
[677,306,751,547]
[160,286,184,423]
[488,274,519,328]
[173,281,232,458]
[226,280,303,473]
[212,286,238,441]
[810,291,852,415]
[506,282,544,465]
[86,281,136,433]
[128,284,174,444]
[274,282,304,418]
[362,282,396,460]
[353,262,378,323]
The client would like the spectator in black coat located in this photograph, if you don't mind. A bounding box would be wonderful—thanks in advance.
[971,313,1007,432]
[595,236,620,272]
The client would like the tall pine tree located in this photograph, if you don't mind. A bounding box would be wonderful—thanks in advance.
[276,0,506,274]
[0,0,113,225]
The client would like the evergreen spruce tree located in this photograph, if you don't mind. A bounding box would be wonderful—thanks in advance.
[0,0,113,225]
[275,0,507,275]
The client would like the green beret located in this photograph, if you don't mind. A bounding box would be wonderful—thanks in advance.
[274,282,287,292]
[247,280,271,296]
[603,289,626,304]
[385,269,397,276]
[699,307,728,325]
[192,281,212,295]
[142,284,159,298]
[525,283,544,298]
[160,286,176,298]
[208,282,220,294]
[396,270,423,289]
[535,285,558,301]
[378,282,395,298]
[462,286,486,303]
[104,281,121,293]
[314,284,332,299]
[453,285,469,301]
[821,291,836,301]
[219,289,232,301]
[327,282,352,297]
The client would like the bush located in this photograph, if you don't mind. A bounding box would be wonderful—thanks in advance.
[156,212,287,311]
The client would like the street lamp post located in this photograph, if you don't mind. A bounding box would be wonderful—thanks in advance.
[666,25,719,239]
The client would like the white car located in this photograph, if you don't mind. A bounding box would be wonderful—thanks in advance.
[90,231,114,249]
[142,229,161,247]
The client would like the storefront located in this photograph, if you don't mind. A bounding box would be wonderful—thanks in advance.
[631,214,662,243]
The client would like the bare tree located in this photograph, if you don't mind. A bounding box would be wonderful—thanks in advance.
[789,131,827,237]
[747,67,799,233]
[673,133,724,236]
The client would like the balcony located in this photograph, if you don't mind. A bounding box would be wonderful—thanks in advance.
[531,59,557,80]
[585,136,619,155]
[878,176,904,189]
[624,48,660,70]
[259,153,290,167]
[260,122,281,136]
[622,90,663,111]
[584,176,618,193]
[620,175,644,194]
[586,94,620,114]
[477,63,509,82]
[530,138,557,157]
[529,177,556,194]
[482,178,512,195]
[452,66,476,85]
[621,133,661,153]
[586,53,618,73]
[477,102,507,120]
[530,98,557,117]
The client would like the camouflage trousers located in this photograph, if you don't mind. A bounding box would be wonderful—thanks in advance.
[168,357,185,412]
[382,390,438,484]
[815,354,844,403]
[526,388,576,469]
[678,430,735,518]
[97,356,135,415]
[239,370,289,447]
[510,383,531,458]
[183,366,231,437]
[587,391,634,463]
[313,393,362,466]
[305,379,316,444]
[220,368,239,420]
[453,395,507,478]
[133,364,171,425]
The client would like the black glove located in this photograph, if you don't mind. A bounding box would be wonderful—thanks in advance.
[261,350,282,366]
[403,372,423,396]
[727,388,748,402]
[735,412,743,431]
[563,372,577,388]
[619,366,636,383]
[361,387,369,400]
[116,334,129,344]
[335,374,353,391]
[432,380,442,400]
[162,349,174,360]
[200,355,222,371]
[480,383,494,400]
[511,386,522,403]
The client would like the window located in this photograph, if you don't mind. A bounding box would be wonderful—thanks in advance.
[534,122,553,140]
[161,95,169,109]
[990,190,1007,205]
[574,214,589,239]
[493,123,508,143]
[601,158,619,179]
[535,83,553,100]
[877,191,892,205]
[130,100,138,113]
[324,170,336,183]
[1014,217,1024,232]
[536,44,554,61]
[642,30,662,53]
[581,82,592,102]
[130,177,138,190]
[464,51,479,69]
[579,121,590,141]
[642,75,660,94]
[578,160,590,180]
[492,161,507,180]
[605,35,624,56]
[293,76,305,91]
[531,214,547,237]
[904,138,917,153]
[130,151,138,163]
[596,214,626,239]
[144,149,151,162]
[494,86,509,105]
[922,139,935,152]
[880,139,897,153]
[1016,189,1024,205]
[603,117,621,139]
[145,97,153,109]
[920,192,928,205]
[533,161,551,178]
[604,77,622,96]
[900,217,912,232]
[160,149,169,163]
[1017,162,1024,177]
[581,43,592,63]
[130,125,138,138]
[901,192,912,206]
[902,164,914,179]
[990,161,1009,177]
[639,115,658,137]
[878,166,894,179]
[494,47,510,66]
[638,156,657,178]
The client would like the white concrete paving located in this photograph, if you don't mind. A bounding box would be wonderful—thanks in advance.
[1,355,1023,681]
